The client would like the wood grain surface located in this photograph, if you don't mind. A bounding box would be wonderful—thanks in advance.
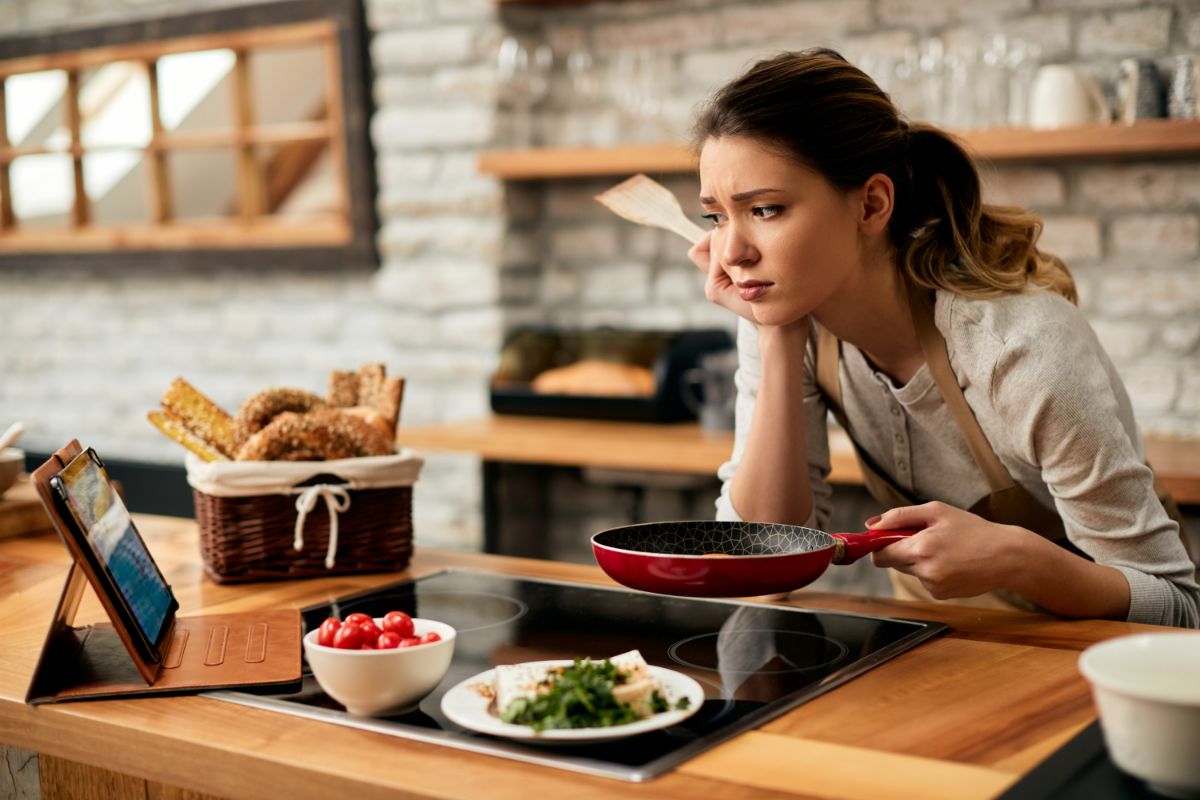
[0,514,1173,800]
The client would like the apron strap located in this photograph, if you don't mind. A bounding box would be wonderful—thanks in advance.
[814,323,925,507]
[906,286,1015,494]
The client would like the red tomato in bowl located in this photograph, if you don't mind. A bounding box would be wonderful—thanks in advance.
[343,612,373,627]
[317,617,341,647]
[358,621,382,647]
[420,632,442,644]
[382,610,414,638]
[398,636,421,648]
[376,631,402,649]
[332,624,364,650]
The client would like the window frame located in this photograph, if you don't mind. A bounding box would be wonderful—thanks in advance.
[0,0,377,269]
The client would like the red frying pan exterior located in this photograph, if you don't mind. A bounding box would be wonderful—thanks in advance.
[591,520,919,597]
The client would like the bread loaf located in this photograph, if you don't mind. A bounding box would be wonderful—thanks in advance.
[531,360,656,397]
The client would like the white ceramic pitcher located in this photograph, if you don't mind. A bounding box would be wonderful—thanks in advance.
[1029,65,1110,129]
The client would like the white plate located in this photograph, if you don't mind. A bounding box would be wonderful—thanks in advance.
[440,659,705,743]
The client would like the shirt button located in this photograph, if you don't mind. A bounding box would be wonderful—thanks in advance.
[894,433,904,443]
[898,462,908,473]
[891,407,901,417]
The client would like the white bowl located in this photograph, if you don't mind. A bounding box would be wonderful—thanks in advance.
[0,448,23,498]
[1079,632,1200,798]
[302,617,456,716]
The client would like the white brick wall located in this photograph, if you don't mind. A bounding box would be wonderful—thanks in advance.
[1077,8,1173,57]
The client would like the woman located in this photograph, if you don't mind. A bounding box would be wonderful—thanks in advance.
[689,49,1198,627]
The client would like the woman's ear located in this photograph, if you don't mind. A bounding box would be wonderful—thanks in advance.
[857,173,895,236]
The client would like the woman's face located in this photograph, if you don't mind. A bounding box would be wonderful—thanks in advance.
[698,135,866,327]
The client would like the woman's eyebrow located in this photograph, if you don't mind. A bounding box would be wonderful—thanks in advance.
[698,188,783,204]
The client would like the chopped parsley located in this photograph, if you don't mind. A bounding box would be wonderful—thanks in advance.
[499,658,685,731]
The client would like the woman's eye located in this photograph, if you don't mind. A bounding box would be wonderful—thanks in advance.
[752,205,782,219]
[701,212,726,227]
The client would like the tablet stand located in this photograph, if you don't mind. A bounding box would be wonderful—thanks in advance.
[26,440,303,705]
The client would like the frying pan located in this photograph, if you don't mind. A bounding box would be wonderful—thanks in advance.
[591,520,919,597]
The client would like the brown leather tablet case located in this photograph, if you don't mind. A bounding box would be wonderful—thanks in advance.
[26,440,302,704]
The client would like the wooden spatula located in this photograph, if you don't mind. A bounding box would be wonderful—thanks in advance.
[594,174,708,245]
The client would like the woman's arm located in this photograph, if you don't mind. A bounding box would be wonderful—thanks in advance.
[869,502,1132,619]
[727,322,816,525]
[689,234,833,527]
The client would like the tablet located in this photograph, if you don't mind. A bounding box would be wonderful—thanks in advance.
[48,447,178,664]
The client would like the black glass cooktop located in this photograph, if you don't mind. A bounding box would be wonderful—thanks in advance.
[211,569,948,781]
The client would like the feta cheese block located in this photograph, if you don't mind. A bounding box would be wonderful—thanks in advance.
[493,661,556,715]
[608,650,660,718]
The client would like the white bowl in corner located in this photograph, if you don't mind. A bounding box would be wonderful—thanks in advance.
[0,448,23,498]
[1078,632,1200,798]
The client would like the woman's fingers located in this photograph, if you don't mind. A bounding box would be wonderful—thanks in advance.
[866,501,947,531]
[687,233,712,273]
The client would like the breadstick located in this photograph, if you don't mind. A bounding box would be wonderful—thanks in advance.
[328,370,359,407]
[161,378,239,458]
[377,377,405,437]
[147,411,231,462]
[356,363,386,411]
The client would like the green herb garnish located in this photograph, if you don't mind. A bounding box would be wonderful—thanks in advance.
[499,658,645,732]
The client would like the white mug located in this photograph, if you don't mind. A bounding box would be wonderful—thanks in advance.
[1029,65,1110,129]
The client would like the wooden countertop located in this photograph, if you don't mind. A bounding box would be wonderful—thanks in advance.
[399,415,1200,505]
[0,515,1169,800]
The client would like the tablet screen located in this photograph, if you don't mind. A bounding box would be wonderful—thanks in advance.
[57,451,175,645]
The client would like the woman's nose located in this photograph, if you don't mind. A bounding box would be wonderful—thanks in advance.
[720,226,758,269]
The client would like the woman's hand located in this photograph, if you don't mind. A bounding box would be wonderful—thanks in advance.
[688,232,756,322]
[866,502,1029,599]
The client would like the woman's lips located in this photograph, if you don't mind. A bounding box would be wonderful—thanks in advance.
[736,280,773,302]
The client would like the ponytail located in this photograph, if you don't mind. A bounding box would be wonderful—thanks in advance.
[894,124,1077,304]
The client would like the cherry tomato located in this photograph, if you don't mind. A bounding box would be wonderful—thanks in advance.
[358,620,382,647]
[398,636,421,648]
[343,612,373,627]
[332,624,363,650]
[381,610,414,639]
[359,642,376,650]
[317,617,341,647]
[376,631,402,650]
[420,632,442,644]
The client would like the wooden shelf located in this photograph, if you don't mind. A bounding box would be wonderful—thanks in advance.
[478,143,696,180]
[479,119,1200,179]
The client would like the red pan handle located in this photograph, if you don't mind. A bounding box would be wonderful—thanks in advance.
[830,529,921,565]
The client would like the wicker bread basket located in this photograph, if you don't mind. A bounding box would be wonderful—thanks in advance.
[185,450,423,584]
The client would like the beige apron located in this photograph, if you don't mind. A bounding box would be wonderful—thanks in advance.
[814,288,1189,612]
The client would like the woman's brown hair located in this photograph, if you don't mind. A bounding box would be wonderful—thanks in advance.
[692,48,1076,303]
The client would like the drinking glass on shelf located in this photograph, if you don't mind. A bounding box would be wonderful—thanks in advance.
[941,42,977,129]
[565,47,616,147]
[1005,39,1041,128]
[975,33,1010,129]
[497,35,552,148]
[918,37,946,125]
[608,48,673,144]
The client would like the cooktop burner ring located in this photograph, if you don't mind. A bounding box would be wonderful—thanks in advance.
[667,629,850,676]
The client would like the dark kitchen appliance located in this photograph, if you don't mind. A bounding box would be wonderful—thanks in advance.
[997,721,1161,799]
[490,327,734,422]
[210,569,948,782]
